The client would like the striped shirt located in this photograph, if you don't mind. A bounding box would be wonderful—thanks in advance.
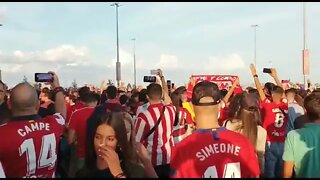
[134,103,176,166]
[172,107,193,145]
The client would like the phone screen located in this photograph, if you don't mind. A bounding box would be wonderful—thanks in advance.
[35,73,53,82]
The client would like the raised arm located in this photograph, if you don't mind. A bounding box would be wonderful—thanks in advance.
[49,71,66,119]
[157,69,172,104]
[269,68,282,88]
[250,64,266,101]
[223,77,240,103]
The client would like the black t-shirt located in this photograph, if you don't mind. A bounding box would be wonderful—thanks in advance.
[38,103,55,118]
[76,161,145,178]
[0,100,11,124]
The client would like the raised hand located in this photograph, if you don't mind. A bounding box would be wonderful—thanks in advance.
[249,64,257,76]
[98,145,123,177]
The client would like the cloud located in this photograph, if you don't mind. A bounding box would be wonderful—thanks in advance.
[109,48,134,68]
[207,53,246,71]
[0,44,89,65]
[156,54,179,70]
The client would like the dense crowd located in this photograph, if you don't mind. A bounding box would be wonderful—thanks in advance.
[0,65,320,178]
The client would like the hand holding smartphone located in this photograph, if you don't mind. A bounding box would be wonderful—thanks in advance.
[34,73,54,83]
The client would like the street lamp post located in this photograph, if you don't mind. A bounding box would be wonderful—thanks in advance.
[131,38,136,89]
[302,2,309,90]
[111,3,121,88]
[251,24,259,67]
[0,24,2,81]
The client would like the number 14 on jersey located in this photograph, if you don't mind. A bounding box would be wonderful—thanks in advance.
[203,162,241,178]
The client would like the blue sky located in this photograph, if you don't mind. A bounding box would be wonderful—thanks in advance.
[0,2,319,88]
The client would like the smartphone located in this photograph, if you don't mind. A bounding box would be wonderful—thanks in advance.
[150,69,159,75]
[35,73,53,82]
[143,76,156,83]
[263,68,272,73]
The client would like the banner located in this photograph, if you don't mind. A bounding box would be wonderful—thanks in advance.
[186,75,242,99]
[303,49,310,75]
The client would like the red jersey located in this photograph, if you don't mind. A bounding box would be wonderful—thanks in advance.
[260,98,288,142]
[0,113,65,178]
[134,103,176,166]
[68,107,95,159]
[172,107,193,145]
[170,128,260,178]
[66,102,85,124]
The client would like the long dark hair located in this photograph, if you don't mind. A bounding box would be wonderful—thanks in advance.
[228,93,261,148]
[85,112,134,169]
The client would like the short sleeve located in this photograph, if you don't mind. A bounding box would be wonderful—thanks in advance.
[53,113,66,126]
[0,161,6,178]
[283,131,295,162]
[68,112,78,130]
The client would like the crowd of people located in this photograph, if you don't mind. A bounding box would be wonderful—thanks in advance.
[0,65,320,178]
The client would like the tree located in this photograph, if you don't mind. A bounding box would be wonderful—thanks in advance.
[127,83,132,90]
[33,83,42,90]
[23,75,28,83]
[107,79,114,86]
[71,79,78,89]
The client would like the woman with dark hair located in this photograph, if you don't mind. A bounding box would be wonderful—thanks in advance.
[77,112,147,178]
[264,82,276,99]
[223,93,267,176]
[170,91,194,145]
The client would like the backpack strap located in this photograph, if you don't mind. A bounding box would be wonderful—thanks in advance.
[143,106,166,141]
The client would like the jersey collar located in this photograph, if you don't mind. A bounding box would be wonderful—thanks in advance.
[11,114,42,122]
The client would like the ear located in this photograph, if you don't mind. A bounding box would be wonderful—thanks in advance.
[7,99,12,110]
[35,100,40,112]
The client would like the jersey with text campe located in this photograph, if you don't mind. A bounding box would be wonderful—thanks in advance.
[170,128,260,178]
[0,113,65,178]
[260,98,288,142]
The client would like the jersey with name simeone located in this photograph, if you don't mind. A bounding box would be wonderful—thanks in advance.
[170,128,260,178]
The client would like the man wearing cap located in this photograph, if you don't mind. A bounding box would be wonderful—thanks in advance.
[170,81,260,178]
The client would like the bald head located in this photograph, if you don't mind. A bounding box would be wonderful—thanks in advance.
[10,83,39,115]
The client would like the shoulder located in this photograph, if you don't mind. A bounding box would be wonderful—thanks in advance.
[287,129,300,137]
[257,125,267,136]
[46,113,65,126]
[139,103,150,112]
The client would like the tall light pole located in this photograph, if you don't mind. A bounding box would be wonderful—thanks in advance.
[251,24,259,67]
[111,3,121,88]
[131,38,136,88]
[0,24,2,81]
[302,2,310,90]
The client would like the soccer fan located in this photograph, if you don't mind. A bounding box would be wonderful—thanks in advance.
[38,87,55,118]
[66,86,90,124]
[0,80,10,124]
[250,64,288,178]
[86,85,123,147]
[170,91,193,145]
[134,69,176,178]
[223,92,267,176]
[67,92,98,173]
[170,81,260,178]
[283,92,320,177]
[77,112,147,178]
[121,112,158,178]
[285,88,305,133]
[0,71,66,178]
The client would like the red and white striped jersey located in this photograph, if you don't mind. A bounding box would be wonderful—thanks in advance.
[134,103,176,166]
[172,107,193,145]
